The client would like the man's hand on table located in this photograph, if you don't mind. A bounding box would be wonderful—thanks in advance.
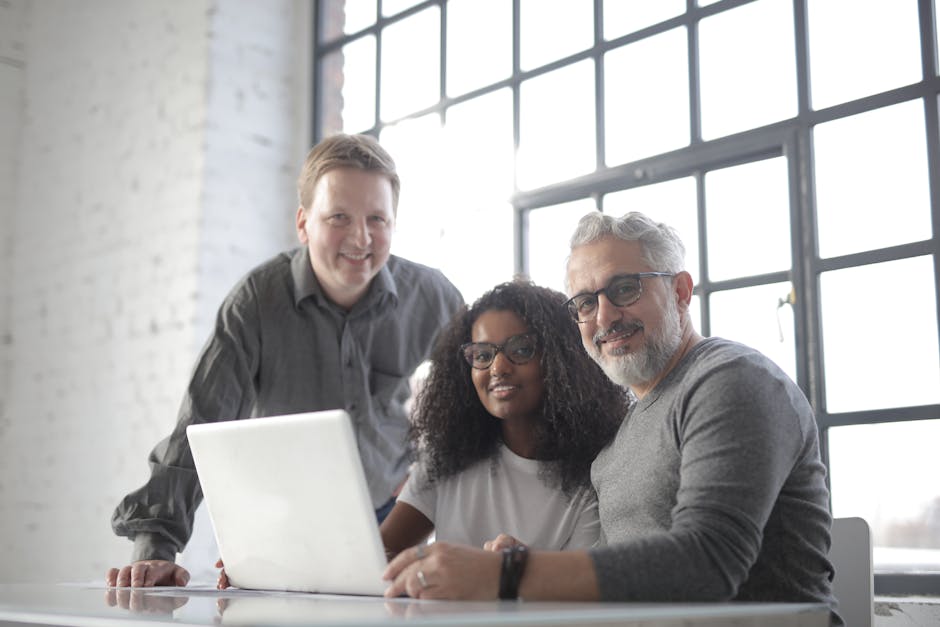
[106,560,191,588]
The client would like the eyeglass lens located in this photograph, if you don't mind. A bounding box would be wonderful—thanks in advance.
[462,334,537,369]
[569,276,643,321]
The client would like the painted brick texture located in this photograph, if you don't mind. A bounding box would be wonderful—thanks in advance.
[0,0,303,583]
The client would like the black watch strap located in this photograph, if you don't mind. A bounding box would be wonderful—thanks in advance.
[498,545,529,600]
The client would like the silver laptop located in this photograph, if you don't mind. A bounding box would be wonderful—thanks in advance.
[186,410,388,595]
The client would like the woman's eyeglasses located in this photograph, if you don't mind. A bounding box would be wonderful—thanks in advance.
[460,333,539,370]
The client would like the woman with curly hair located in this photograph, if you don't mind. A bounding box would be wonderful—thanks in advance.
[379,279,630,558]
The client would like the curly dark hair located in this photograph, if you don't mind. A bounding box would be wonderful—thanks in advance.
[410,279,631,497]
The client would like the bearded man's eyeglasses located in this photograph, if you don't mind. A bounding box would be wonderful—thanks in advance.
[460,333,539,370]
[564,272,675,323]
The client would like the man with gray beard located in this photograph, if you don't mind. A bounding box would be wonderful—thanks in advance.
[383,211,842,626]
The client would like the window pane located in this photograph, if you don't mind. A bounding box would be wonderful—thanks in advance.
[814,101,932,258]
[520,0,594,71]
[699,0,797,139]
[381,114,448,271]
[808,0,921,110]
[709,282,797,382]
[705,157,791,281]
[604,27,690,165]
[445,90,515,201]
[821,256,940,413]
[829,419,940,573]
[603,0,685,39]
[344,1,376,35]
[518,61,595,191]
[322,37,376,134]
[380,7,440,122]
[446,0,512,97]
[604,177,699,285]
[528,199,597,292]
[441,90,516,301]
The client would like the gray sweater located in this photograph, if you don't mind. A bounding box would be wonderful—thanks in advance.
[590,337,841,624]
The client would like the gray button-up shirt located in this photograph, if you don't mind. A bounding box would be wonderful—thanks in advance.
[112,247,463,561]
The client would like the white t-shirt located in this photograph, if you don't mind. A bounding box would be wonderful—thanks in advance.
[397,444,600,550]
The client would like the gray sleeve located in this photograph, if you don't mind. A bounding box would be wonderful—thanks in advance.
[442,276,464,317]
[425,266,464,323]
[590,355,807,601]
[561,488,601,550]
[111,281,262,561]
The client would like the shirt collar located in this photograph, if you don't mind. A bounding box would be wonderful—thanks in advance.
[291,246,399,311]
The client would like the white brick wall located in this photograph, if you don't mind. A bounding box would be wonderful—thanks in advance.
[0,0,307,584]
[0,0,27,455]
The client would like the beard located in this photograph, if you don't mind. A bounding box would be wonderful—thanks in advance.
[588,304,683,390]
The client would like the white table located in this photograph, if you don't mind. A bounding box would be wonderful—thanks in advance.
[0,583,831,626]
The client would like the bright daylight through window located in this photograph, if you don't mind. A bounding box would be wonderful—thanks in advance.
[314,0,940,590]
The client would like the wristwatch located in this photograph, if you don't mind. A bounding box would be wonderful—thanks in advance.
[498,545,529,600]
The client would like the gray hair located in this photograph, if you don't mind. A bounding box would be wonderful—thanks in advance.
[568,211,686,275]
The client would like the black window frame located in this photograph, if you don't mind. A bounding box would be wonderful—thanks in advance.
[312,0,940,595]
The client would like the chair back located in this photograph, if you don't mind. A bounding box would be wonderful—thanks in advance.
[830,516,874,627]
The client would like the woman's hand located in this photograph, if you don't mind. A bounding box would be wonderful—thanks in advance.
[483,533,524,552]
[215,559,231,590]
[382,542,501,600]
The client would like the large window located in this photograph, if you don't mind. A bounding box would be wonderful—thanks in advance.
[314,0,940,593]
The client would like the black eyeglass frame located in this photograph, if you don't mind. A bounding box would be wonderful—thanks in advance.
[460,332,540,370]
[564,272,676,323]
